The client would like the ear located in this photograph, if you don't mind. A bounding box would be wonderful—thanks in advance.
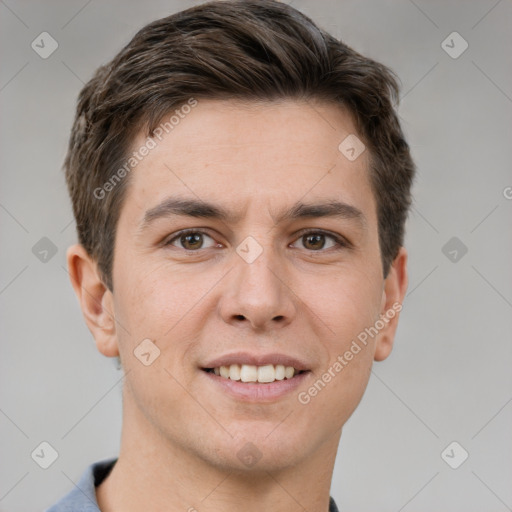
[373,247,408,362]
[66,243,119,358]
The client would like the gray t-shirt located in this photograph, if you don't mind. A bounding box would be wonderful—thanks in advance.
[45,458,340,511]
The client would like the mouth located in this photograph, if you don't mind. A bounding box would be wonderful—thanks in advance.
[202,364,309,384]
[200,353,312,401]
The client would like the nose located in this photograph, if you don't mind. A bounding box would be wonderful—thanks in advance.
[217,244,297,333]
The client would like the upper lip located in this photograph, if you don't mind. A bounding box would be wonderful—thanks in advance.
[202,352,310,371]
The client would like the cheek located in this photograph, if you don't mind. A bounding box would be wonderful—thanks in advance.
[311,264,382,340]
[113,258,191,335]
[298,335,375,433]
[112,260,212,374]
[297,267,380,422]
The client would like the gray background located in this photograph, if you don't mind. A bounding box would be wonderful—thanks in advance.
[1,0,511,510]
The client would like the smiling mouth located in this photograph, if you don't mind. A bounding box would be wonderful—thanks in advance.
[202,364,309,384]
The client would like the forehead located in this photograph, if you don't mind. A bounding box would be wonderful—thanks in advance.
[120,98,376,226]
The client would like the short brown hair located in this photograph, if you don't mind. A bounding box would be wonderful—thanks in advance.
[64,0,415,291]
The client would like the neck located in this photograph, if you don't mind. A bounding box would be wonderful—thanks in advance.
[96,392,340,512]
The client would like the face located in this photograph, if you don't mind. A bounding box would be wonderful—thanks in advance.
[71,98,407,473]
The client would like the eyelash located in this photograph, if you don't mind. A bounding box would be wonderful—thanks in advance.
[164,228,350,252]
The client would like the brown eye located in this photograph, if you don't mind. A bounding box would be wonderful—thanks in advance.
[180,233,203,250]
[291,230,347,251]
[166,230,216,250]
[303,233,326,250]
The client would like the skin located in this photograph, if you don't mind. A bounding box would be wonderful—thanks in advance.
[67,98,408,512]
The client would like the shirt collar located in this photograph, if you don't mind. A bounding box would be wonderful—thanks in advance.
[45,457,117,511]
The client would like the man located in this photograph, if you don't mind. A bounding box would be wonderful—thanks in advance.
[47,0,414,510]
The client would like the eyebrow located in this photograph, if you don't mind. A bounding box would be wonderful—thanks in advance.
[138,196,366,232]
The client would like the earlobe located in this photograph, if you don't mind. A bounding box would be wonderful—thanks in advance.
[374,247,408,362]
[66,244,119,358]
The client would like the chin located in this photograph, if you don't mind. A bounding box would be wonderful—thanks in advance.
[193,425,312,474]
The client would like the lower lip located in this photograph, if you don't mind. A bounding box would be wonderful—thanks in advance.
[201,370,310,402]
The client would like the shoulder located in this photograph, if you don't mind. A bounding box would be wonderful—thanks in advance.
[44,458,117,512]
[329,496,340,512]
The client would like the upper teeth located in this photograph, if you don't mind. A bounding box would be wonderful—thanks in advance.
[213,364,297,383]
